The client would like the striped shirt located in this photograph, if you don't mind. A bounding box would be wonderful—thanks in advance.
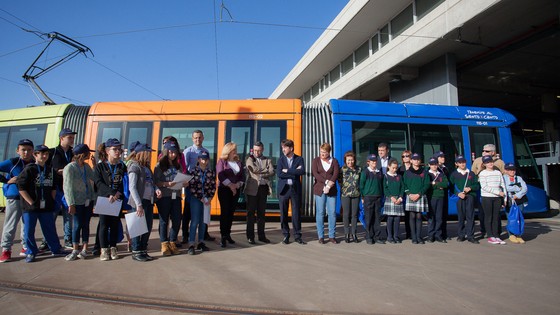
[478,169,506,198]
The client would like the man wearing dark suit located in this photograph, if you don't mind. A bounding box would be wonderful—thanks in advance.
[277,139,306,245]
[376,142,391,174]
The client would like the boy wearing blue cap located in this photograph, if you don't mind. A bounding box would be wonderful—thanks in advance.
[426,157,449,243]
[359,153,385,244]
[17,145,67,262]
[0,139,34,262]
[450,156,480,243]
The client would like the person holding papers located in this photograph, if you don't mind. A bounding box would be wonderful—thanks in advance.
[93,139,128,261]
[154,141,187,256]
[187,151,216,255]
[127,143,162,261]
[62,144,95,261]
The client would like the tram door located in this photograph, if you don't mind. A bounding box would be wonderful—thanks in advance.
[225,120,286,211]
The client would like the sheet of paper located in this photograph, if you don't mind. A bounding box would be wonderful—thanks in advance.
[125,212,149,239]
[169,173,193,190]
[94,197,122,216]
[203,203,211,224]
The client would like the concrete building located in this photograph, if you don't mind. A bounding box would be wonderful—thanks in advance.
[271,0,560,204]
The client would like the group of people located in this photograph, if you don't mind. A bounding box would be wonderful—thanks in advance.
[0,131,528,264]
[324,142,528,246]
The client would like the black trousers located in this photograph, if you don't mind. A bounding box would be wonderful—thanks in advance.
[99,214,120,248]
[482,197,503,238]
[278,185,302,239]
[218,186,240,237]
[246,185,268,240]
[341,196,360,235]
[456,194,475,239]
[363,196,382,241]
[428,197,443,239]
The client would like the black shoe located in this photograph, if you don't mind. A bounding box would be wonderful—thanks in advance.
[197,243,210,252]
[143,251,154,261]
[181,238,188,244]
[248,238,256,245]
[395,238,402,243]
[282,236,290,245]
[258,237,271,244]
[345,234,350,243]
[39,242,49,251]
[366,239,373,245]
[446,236,453,241]
[220,237,227,248]
[418,239,425,244]
[187,246,196,255]
[467,238,480,244]
[92,248,100,256]
[436,238,447,243]
[412,240,419,244]
[174,242,182,248]
[388,239,396,244]
[457,236,466,242]
[132,253,148,262]
[318,238,325,244]
[295,238,306,245]
[353,234,360,243]
[226,235,236,244]
[204,234,216,242]
[375,239,386,244]
[427,237,435,243]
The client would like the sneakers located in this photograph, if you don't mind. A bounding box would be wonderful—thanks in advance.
[20,248,27,257]
[77,250,88,259]
[64,240,73,249]
[495,237,506,245]
[52,249,69,257]
[100,248,110,261]
[25,254,36,263]
[517,236,526,244]
[38,242,49,251]
[110,247,119,260]
[487,237,499,245]
[132,252,148,262]
[65,250,79,261]
[187,246,196,255]
[509,235,520,244]
[0,250,11,263]
[197,243,210,252]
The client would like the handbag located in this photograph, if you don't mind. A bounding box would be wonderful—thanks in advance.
[506,200,524,236]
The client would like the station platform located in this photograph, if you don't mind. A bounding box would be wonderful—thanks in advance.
[1,213,559,314]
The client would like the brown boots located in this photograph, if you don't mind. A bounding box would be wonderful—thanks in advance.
[161,241,181,256]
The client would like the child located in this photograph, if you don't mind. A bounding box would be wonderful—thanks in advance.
[403,153,430,244]
[17,145,67,262]
[503,162,528,244]
[359,154,385,244]
[478,155,507,245]
[0,139,34,262]
[449,156,480,243]
[426,157,449,243]
[383,159,404,243]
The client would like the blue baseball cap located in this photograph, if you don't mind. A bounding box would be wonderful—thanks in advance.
[134,143,155,153]
[435,151,445,158]
[105,138,122,148]
[505,162,516,170]
[34,144,49,152]
[482,155,493,164]
[163,141,179,151]
[198,151,210,159]
[411,153,421,160]
[59,128,77,137]
[455,155,466,163]
[128,141,141,152]
[367,153,377,161]
[73,144,94,155]
[18,139,34,147]
[428,157,438,165]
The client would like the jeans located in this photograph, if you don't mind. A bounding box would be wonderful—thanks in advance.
[131,199,154,251]
[53,189,72,242]
[315,194,336,239]
[189,198,206,244]
[72,204,93,244]
[1,198,26,251]
[181,190,192,240]
[23,211,61,255]
[156,196,182,242]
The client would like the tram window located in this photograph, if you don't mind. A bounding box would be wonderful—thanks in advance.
[352,121,408,166]
[97,122,123,148]
[409,124,463,168]
[160,121,218,160]
[468,127,499,158]
[124,122,153,159]
[0,127,8,161]
[512,134,542,184]
[7,125,47,155]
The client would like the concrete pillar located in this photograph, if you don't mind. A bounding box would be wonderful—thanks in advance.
[389,53,458,105]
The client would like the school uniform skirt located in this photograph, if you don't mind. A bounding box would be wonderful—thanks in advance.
[405,195,428,213]
[384,199,405,216]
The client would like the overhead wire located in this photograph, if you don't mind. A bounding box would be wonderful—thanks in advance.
[0,76,90,105]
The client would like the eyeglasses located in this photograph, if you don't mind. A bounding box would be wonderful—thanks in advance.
[402,155,410,158]
[482,150,492,153]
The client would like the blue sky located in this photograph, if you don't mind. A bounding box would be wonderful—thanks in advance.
[0,1,347,110]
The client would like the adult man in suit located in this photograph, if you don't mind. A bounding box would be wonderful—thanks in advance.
[245,141,275,244]
[376,142,391,174]
[277,139,306,245]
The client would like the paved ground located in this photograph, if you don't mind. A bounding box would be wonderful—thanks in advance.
[0,212,559,314]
